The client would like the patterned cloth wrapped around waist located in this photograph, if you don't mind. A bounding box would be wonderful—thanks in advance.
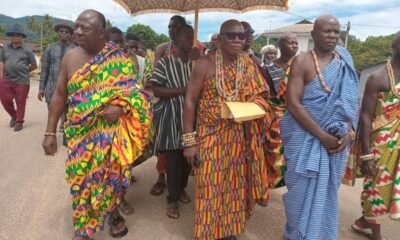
[65,41,153,166]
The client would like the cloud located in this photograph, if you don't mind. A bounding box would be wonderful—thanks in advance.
[2,0,399,42]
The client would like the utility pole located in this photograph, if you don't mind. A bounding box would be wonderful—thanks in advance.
[344,21,351,49]
[40,23,43,55]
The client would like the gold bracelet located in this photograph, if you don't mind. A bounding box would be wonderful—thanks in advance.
[348,129,356,140]
[360,153,374,161]
[44,132,56,136]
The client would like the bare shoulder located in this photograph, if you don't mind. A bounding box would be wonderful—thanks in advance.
[63,47,89,80]
[292,52,312,68]
[366,65,390,92]
[155,42,169,51]
[196,54,214,79]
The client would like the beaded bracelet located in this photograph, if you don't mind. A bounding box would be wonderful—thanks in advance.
[44,132,56,136]
[360,153,374,161]
[182,131,198,148]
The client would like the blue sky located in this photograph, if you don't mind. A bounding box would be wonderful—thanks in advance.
[2,0,400,41]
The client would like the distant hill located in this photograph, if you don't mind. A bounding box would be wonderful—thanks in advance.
[0,14,74,41]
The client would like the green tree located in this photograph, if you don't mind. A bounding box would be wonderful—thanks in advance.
[27,14,55,53]
[252,35,277,53]
[126,24,170,50]
[347,34,393,73]
[0,24,6,37]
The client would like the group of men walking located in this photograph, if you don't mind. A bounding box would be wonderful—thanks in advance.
[0,8,398,240]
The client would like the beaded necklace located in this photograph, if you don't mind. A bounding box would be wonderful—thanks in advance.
[311,49,333,93]
[387,59,400,98]
[215,49,245,101]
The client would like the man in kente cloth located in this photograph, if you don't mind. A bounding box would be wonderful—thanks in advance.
[183,19,270,240]
[350,32,400,240]
[255,33,298,207]
[149,24,194,219]
[42,10,152,240]
[263,33,298,189]
[280,15,359,240]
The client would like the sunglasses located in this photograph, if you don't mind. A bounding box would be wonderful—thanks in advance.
[221,32,246,40]
[59,30,71,34]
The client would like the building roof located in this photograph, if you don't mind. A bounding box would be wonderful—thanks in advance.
[262,19,313,38]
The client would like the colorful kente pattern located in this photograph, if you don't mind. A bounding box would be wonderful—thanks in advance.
[265,61,292,189]
[346,79,400,224]
[194,55,270,240]
[64,41,152,236]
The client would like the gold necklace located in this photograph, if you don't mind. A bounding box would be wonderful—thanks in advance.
[387,59,400,98]
[311,49,332,93]
[215,49,245,101]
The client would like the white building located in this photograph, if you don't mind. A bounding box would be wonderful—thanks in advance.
[262,19,314,54]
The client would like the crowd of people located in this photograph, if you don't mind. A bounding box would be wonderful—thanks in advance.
[0,8,399,240]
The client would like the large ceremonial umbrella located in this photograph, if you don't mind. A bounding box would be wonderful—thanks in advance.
[114,0,289,47]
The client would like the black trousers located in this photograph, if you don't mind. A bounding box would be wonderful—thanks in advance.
[164,149,192,203]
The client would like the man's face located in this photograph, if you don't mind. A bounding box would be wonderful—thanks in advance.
[176,28,194,53]
[243,24,254,50]
[168,19,183,41]
[10,33,23,45]
[264,50,278,61]
[137,43,147,57]
[109,33,124,47]
[74,14,104,50]
[280,36,298,58]
[211,35,219,50]
[58,27,72,42]
[312,21,340,52]
[126,39,139,54]
[219,25,245,56]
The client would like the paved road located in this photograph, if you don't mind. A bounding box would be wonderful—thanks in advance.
[0,80,398,240]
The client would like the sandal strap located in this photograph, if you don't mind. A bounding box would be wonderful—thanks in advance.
[110,215,125,226]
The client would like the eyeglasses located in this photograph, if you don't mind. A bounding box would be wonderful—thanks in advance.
[220,32,246,40]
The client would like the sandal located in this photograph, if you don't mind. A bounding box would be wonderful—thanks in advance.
[150,182,165,196]
[119,199,134,215]
[351,223,372,238]
[179,190,191,204]
[109,215,128,238]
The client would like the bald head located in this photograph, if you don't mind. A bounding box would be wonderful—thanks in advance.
[220,19,243,33]
[278,32,297,48]
[311,15,340,52]
[392,31,400,58]
[313,15,340,32]
[78,9,106,30]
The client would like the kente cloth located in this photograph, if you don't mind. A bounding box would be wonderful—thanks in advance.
[345,67,400,224]
[264,61,291,189]
[194,54,270,240]
[280,46,359,240]
[64,41,152,237]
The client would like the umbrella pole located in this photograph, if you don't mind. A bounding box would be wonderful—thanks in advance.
[193,0,199,48]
